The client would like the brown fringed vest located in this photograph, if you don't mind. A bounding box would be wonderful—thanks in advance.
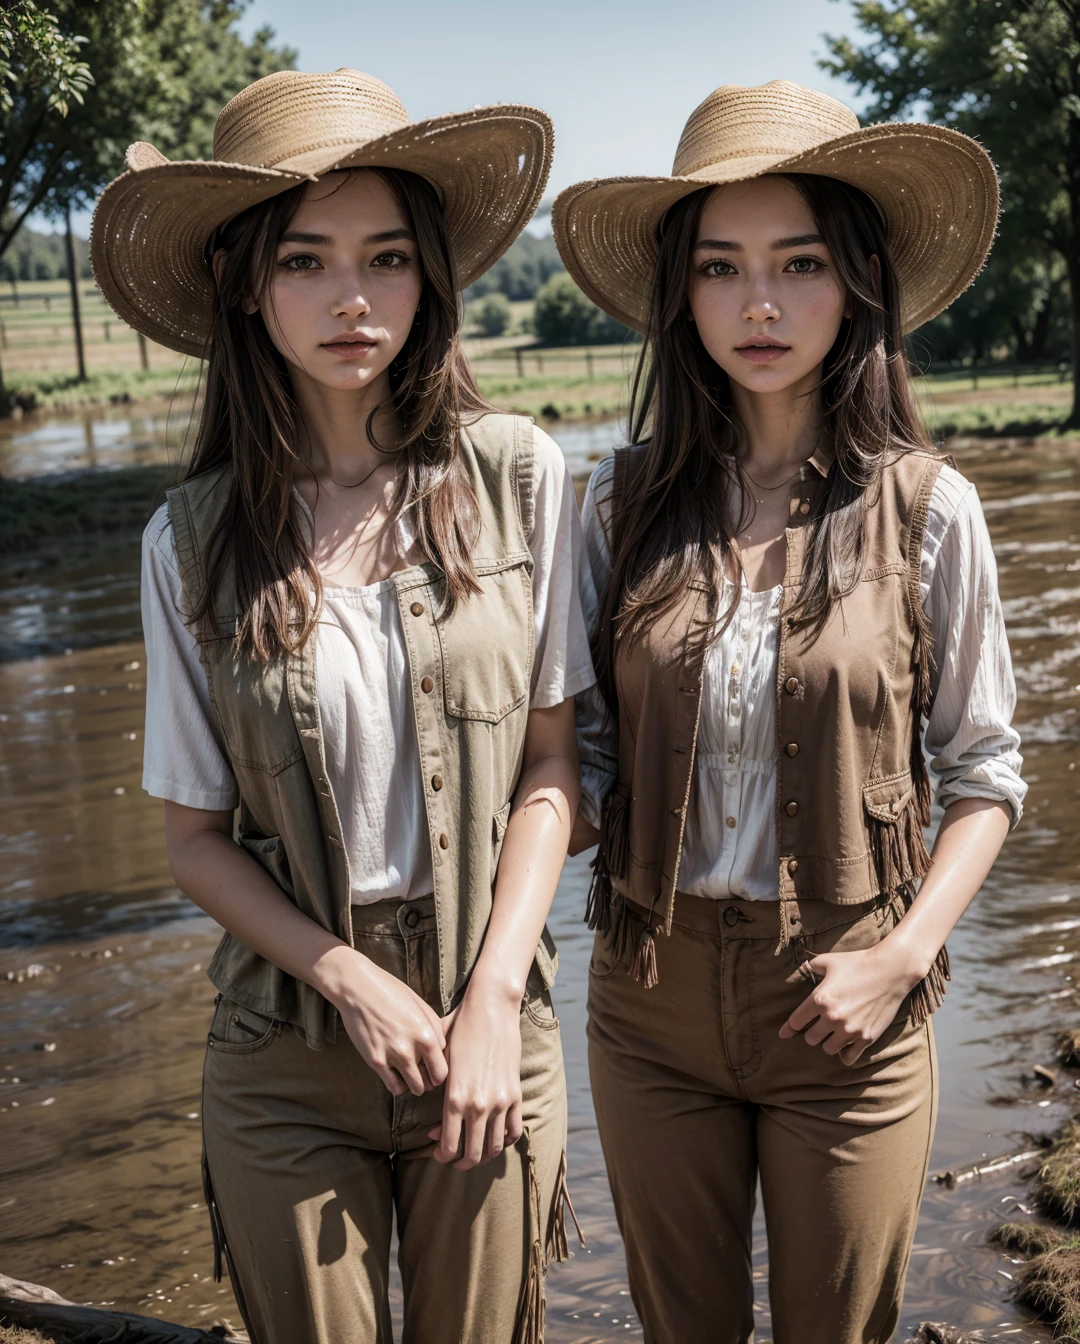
[588,444,949,1026]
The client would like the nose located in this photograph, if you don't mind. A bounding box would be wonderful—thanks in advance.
[332,273,371,320]
[742,283,780,325]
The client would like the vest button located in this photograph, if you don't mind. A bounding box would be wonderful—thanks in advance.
[787,858,799,876]
[438,832,450,850]
[784,676,800,695]
[786,743,799,757]
[421,676,434,694]
[786,801,798,816]
[799,500,810,516]
[431,774,444,791]
[410,602,424,617]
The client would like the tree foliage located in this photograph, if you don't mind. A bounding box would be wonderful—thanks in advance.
[471,292,511,337]
[467,231,564,301]
[822,0,1080,417]
[532,272,635,347]
[0,0,296,256]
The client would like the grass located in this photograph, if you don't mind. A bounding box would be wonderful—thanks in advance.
[1036,1118,1080,1223]
[4,366,200,413]
[992,1222,1080,1342]
[0,463,177,553]
[0,1327,52,1344]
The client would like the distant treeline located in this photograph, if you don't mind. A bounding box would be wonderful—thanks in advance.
[466,232,564,301]
[0,224,92,284]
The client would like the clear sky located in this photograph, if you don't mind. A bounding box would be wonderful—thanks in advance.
[58,0,870,237]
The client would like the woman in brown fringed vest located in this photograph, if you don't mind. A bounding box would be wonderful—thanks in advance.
[553,81,1025,1344]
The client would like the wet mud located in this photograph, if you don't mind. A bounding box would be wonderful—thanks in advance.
[2,421,1079,1340]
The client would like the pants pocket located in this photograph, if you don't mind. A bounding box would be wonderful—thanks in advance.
[207,996,281,1055]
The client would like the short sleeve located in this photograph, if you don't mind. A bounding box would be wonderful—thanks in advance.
[527,424,596,708]
[141,504,239,811]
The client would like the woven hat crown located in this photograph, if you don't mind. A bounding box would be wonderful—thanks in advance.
[212,68,411,172]
[672,79,861,178]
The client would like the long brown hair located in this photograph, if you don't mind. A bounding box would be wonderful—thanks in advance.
[185,168,488,660]
[594,172,936,710]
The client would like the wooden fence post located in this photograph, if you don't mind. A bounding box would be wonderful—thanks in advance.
[64,206,87,382]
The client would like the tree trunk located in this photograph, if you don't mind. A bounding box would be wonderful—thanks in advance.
[63,208,86,384]
[1066,241,1080,427]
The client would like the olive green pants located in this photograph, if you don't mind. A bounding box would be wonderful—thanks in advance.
[588,892,938,1344]
[201,895,571,1344]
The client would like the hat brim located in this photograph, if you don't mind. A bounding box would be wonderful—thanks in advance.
[91,105,553,357]
[552,122,999,337]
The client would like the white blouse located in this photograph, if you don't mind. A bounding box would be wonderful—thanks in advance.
[577,455,1026,901]
[141,424,596,906]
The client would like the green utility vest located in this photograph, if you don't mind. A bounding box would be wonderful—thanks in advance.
[167,412,557,1049]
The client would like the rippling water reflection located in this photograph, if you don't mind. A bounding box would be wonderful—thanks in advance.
[1,423,1077,1340]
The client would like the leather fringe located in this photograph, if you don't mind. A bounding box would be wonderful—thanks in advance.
[897,882,952,1027]
[585,786,630,938]
[545,1149,585,1264]
[513,1130,546,1344]
[629,923,659,989]
[867,803,932,893]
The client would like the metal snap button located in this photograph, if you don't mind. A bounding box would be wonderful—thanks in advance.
[420,676,434,694]
[786,743,799,757]
[403,907,421,929]
[786,801,799,817]
[431,774,444,791]
[723,905,740,927]
[784,676,800,694]
[410,602,424,617]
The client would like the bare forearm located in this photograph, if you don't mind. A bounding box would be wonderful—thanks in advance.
[167,826,359,1002]
[881,797,1012,982]
[470,753,579,1005]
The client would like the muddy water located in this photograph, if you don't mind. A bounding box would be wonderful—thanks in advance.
[2,417,1079,1341]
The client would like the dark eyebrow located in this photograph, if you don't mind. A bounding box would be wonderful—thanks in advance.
[692,232,826,253]
[278,227,415,246]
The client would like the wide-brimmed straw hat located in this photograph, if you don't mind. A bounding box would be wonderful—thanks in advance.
[552,80,998,336]
[91,68,553,357]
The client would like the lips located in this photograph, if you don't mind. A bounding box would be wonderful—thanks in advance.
[735,339,790,365]
[322,335,377,359]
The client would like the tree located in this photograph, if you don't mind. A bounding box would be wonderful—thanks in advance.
[472,292,511,337]
[822,0,1080,424]
[532,273,635,347]
[467,232,564,301]
[0,0,294,408]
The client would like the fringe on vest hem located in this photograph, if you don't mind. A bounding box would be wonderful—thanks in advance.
[585,786,630,938]
[545,1149,586,1264]
[513,1130,546,1344]
[896,881,952,1027]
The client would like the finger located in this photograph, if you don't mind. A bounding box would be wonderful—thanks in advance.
[780,993,822,1038]
[803,1019,835,1048]
[427,1123,442,1142]
[840,1040,867,1067]
[505,1100,524,1147]
[456,1110,487,1171]
[369,1057,409,1096]
[434,1101,463,1165]
[821,1029,857,1057]
[482,1109,508,1166]
[420,1006,447,1051]
[421,1036,449,1089]
[393,1055,429,1098]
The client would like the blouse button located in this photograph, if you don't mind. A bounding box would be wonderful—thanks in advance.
[438,833,450,850]
[784,676,800,695]
[410,602,424,617]
[431,774,444,791]
[786,801,799,817]
[725,816,736,829]
[421,676,434,694]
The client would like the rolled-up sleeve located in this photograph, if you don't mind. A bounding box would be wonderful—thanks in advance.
[922,468,1026,826]
[576,458,620,829]
[141,504,239,811]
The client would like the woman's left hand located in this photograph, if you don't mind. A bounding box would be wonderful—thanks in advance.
[779,941,925,1066]
[428,982,523,1170]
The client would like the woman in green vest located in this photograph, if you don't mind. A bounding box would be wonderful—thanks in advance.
[554,81,1025,1343]
[92,69,593,1344]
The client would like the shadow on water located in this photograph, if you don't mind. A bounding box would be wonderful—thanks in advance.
[1,411,1078,1340]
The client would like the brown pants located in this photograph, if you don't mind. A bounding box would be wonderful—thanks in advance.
[202,895,570,1344]
[588,892,937,1344]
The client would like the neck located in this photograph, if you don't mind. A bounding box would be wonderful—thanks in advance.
[289,366,403,482]
[730,365,825,474]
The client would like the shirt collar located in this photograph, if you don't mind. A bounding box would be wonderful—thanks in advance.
[806,438,833,480]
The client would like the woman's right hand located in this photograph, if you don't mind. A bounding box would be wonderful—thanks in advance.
[322,947,449,1096]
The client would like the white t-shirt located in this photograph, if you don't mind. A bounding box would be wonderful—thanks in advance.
[141,424,595,905]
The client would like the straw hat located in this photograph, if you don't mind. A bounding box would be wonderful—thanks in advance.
[552,80,998,336]
[91,68,554,357]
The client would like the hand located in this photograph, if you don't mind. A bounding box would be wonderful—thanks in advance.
[779,941,924,1066]
[428,981,523,1170]
[327,950,448,1097]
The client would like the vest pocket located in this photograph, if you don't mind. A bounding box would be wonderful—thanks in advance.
[238,832,294,899]
[491,801,512,885]
[436,563,532,722]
